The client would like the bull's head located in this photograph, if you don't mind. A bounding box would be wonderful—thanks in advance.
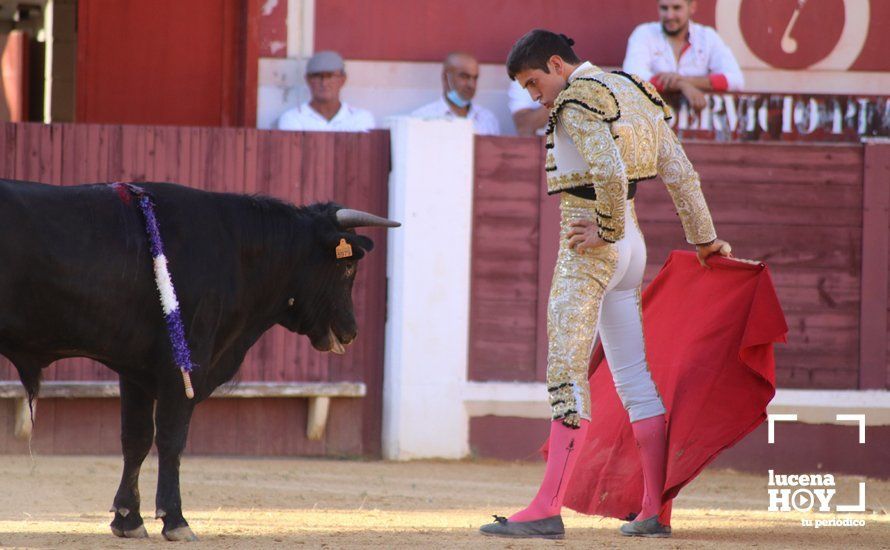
[279,203,399,354]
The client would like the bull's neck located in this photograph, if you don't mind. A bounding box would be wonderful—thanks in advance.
[222,198,309,333]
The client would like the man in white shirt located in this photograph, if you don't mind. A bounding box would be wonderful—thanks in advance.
[278,51,375,132]
[411,52,500,136]
[508,80,548,136]
[623,0,744,110]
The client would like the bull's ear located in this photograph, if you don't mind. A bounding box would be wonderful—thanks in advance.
[347,234,374,253]
[338,234,373,261]
[325,233,374,260]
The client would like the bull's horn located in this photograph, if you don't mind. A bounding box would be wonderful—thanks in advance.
[336,209,401,228]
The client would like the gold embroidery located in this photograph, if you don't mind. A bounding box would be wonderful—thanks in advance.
[546,193,618,425]
[546,171,593,192]
[612,70,674,121]
[546,72,669,222]
[544,72,620,176]
[548,75,620,132]
[656,121,717,244]
[561,105,627,242]
[545,150,557,172]
[545,67,714,245]
[607,75,661,182]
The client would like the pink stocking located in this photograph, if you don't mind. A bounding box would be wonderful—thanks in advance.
[509,419,589,522]
[632,414,667,520]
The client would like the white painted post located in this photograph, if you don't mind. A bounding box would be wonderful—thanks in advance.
[382,116,475,460]
[286,0,315,59]
[305,396,330,441]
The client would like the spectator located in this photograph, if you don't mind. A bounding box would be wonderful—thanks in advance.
[623,0,744,110]
[412,52,500,135]
[508,79,549,136]
[278,51,375,132]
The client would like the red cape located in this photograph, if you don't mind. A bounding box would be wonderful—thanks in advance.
[545,251,787,520]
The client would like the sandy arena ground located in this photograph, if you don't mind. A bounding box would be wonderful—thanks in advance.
[0,456,887,549]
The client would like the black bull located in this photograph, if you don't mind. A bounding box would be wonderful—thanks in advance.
[0,179,398,540]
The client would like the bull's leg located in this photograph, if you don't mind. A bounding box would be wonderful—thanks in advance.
[111,379,155,539]
[154,391,197,542]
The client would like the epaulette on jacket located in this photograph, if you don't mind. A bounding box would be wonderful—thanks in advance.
[611,70,673,121]
[545,77,621,141]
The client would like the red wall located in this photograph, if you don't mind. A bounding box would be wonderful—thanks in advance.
[77,0,258,127]
[259,0,288,57]
[315,0,704,65]
[314,0,889,71]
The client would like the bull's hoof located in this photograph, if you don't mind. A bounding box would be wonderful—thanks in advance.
[162,525,198,542]
[111,510,148,539]
[111,524,149,538]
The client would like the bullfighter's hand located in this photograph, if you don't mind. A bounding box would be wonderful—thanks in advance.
[567,220,609,253]
[696,238,732,269]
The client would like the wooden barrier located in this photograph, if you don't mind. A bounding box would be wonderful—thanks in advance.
[0,381,366,441]
[469,136,888,391]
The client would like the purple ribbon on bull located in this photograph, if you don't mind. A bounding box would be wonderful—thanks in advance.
[112,183,196,399]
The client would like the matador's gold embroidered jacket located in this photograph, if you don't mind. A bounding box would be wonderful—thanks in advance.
[544,62,717,245]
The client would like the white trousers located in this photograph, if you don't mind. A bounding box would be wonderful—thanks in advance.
[600,199,665,422]
[546,195,665,425]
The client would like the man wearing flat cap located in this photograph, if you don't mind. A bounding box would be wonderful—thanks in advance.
[278,51,375,132]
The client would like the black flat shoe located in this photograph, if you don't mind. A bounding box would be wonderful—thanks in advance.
[479,514,565,539]
[619,514,672,538]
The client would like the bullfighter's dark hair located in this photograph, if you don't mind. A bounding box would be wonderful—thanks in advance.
[507,29,581,80]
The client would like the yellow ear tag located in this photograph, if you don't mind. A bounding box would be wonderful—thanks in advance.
[335,238,353,259]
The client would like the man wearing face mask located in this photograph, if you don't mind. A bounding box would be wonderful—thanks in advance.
[411,52,500,135]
